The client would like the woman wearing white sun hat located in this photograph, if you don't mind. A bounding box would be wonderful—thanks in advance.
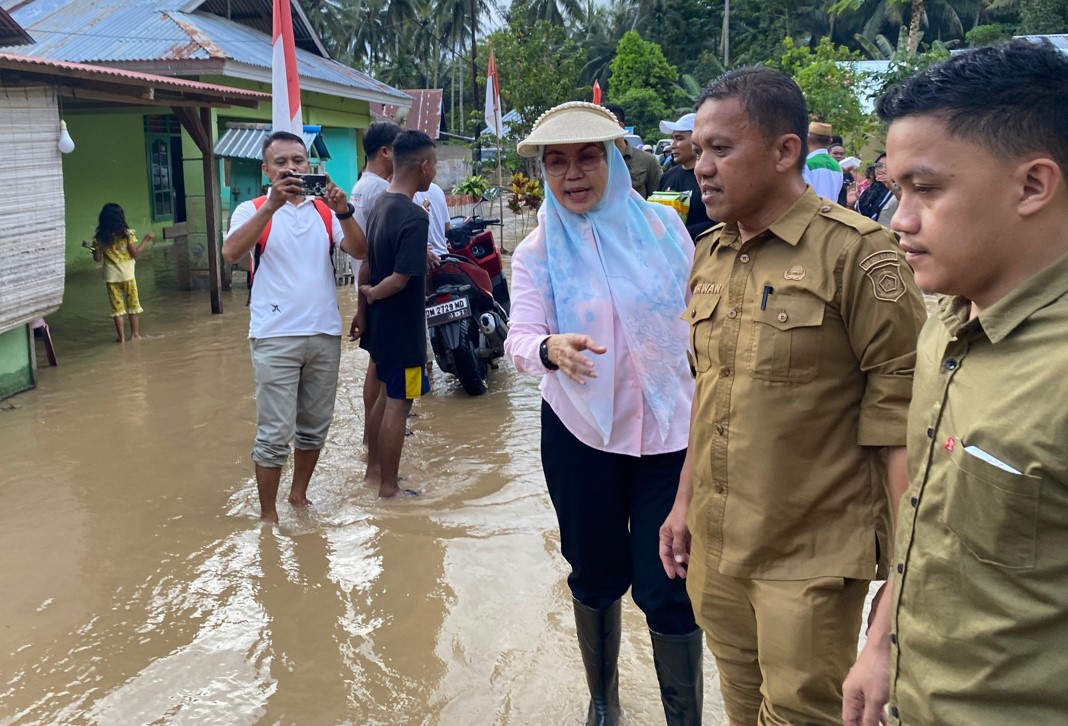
[504,102,704,726]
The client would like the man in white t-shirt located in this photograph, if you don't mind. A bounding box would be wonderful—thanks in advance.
[222,131,366,524]
[414,181,451,258]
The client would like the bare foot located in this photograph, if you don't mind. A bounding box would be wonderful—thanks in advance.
[131,334,143,340]
[115,337,125,343]
[379,484,420,499]
[287,493,312,506]
[260,511,279,524]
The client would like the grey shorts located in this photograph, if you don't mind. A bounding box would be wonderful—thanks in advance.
[249,334,341,468]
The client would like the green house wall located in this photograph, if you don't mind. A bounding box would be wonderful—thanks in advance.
[0,325,34,400]
[60,83,373,283]
[61,113,166,275]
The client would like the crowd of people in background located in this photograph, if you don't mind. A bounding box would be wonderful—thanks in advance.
[208,37,1068,726]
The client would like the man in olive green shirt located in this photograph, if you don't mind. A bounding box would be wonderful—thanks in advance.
[659,68,926,725]
[603,102,662,198]
[843,40,1068,726]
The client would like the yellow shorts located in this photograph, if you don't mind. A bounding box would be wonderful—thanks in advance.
[375,365,430,400]
[687,554,869,725]
[106,279,143,317]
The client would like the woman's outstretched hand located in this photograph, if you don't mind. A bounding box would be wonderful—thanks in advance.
[546,334,607,385]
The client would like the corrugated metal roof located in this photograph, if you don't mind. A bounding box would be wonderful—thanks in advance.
[0,6,32,46]
[214,122,330,159]
[0,0,410,102]
[1015,34,1068,51]
[0,50,269,102]
[370,88,442,138]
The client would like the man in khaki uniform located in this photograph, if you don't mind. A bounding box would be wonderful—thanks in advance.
[659,67,926,725]
[604,102,662,198]
[843,40,1068,726]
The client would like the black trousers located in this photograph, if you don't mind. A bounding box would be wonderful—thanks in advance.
[541,401,697,635]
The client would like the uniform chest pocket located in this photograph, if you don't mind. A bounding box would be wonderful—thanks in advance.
[747,293,824,383]
[686,295,720,374]
[941,448,1040,569]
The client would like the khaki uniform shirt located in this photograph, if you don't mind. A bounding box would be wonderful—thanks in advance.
[685,188,925,581]
[623,146,662,199]
[889,252,1068,725]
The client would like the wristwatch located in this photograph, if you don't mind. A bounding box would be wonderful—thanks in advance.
[336,203,356,221]
[540,336,559,370]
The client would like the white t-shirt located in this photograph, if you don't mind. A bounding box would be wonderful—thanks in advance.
[414,182,450,256]
[349,171,389,277]
[227,196,344,340]
[802,149,844,202]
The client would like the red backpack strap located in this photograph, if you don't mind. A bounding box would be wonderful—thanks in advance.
[312,198,335,249]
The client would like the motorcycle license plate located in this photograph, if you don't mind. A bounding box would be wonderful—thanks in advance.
[426,297,471,327]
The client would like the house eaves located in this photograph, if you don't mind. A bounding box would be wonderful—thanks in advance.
[0,0,411,106]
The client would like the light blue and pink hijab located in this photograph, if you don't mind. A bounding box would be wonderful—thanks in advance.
[515,142,693,446]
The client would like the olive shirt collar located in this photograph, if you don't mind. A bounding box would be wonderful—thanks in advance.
[938,248,1068,344]
[710,187,819,251]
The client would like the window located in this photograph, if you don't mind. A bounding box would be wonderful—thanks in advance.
[144,116,185,223]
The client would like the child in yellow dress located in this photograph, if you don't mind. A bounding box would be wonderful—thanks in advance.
[90,203,154,342]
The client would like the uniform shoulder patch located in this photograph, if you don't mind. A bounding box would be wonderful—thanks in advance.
[859,249,906,302]
[818,203,884,236]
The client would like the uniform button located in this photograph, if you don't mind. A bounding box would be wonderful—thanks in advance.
[714,423,725,435]
[897,563,904,574]
[944,358,958,371]
[727,308,738,319]
[739,254,750,263]
[927,427,934,439]
[890,633,898,645]
[777,312,788,323]
[890,706,899,718]
[691,309,697,318]
[910,497,918,507]
[720,366,731,377]
[821,205,832,212]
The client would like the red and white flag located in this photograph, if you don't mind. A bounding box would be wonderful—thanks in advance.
[484,48,503,137]
[272,0,303,135]
[592,80,602,105]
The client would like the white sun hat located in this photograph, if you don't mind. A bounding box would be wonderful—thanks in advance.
[517,101,626,158]
[659,112,696,134]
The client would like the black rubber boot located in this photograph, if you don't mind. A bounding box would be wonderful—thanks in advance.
[650,628,704,726]
[573,597,622,726]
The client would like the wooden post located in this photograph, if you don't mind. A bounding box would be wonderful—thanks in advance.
[174,106,223,314]
[201,107,222,315]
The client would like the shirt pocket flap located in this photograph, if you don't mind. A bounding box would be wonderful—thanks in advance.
[754,292,825,331]
[685,295,720,325]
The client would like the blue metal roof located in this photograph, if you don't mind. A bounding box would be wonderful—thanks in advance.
[0,0,409,103]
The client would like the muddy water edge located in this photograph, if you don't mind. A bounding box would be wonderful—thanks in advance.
[0,240,727,725]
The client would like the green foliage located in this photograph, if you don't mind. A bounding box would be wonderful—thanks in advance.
[608,31,681,105]
[454,175,490,199]
[776,37,877,150]
[867,33,953,100]
[1019,0,1068,33]
[488,5,585,140]
[614,88,670,141]
[964,24,1015,46]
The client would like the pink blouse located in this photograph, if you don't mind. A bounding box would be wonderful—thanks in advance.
[505,257,694,457]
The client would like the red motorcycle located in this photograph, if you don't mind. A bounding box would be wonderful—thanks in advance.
[426,193,509,395]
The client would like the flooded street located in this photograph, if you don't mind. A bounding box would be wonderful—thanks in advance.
[0,249,728,724]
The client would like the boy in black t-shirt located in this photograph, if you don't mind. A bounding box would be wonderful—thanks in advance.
[359,130,437,498]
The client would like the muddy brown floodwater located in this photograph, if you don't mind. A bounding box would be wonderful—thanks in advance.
[0,242,729,725]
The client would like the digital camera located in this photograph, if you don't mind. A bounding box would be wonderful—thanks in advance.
[293,173,328,197]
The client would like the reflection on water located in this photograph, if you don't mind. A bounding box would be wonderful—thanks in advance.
[0,253,725,724]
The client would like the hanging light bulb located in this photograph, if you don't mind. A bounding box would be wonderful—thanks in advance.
[58,120,75,154]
